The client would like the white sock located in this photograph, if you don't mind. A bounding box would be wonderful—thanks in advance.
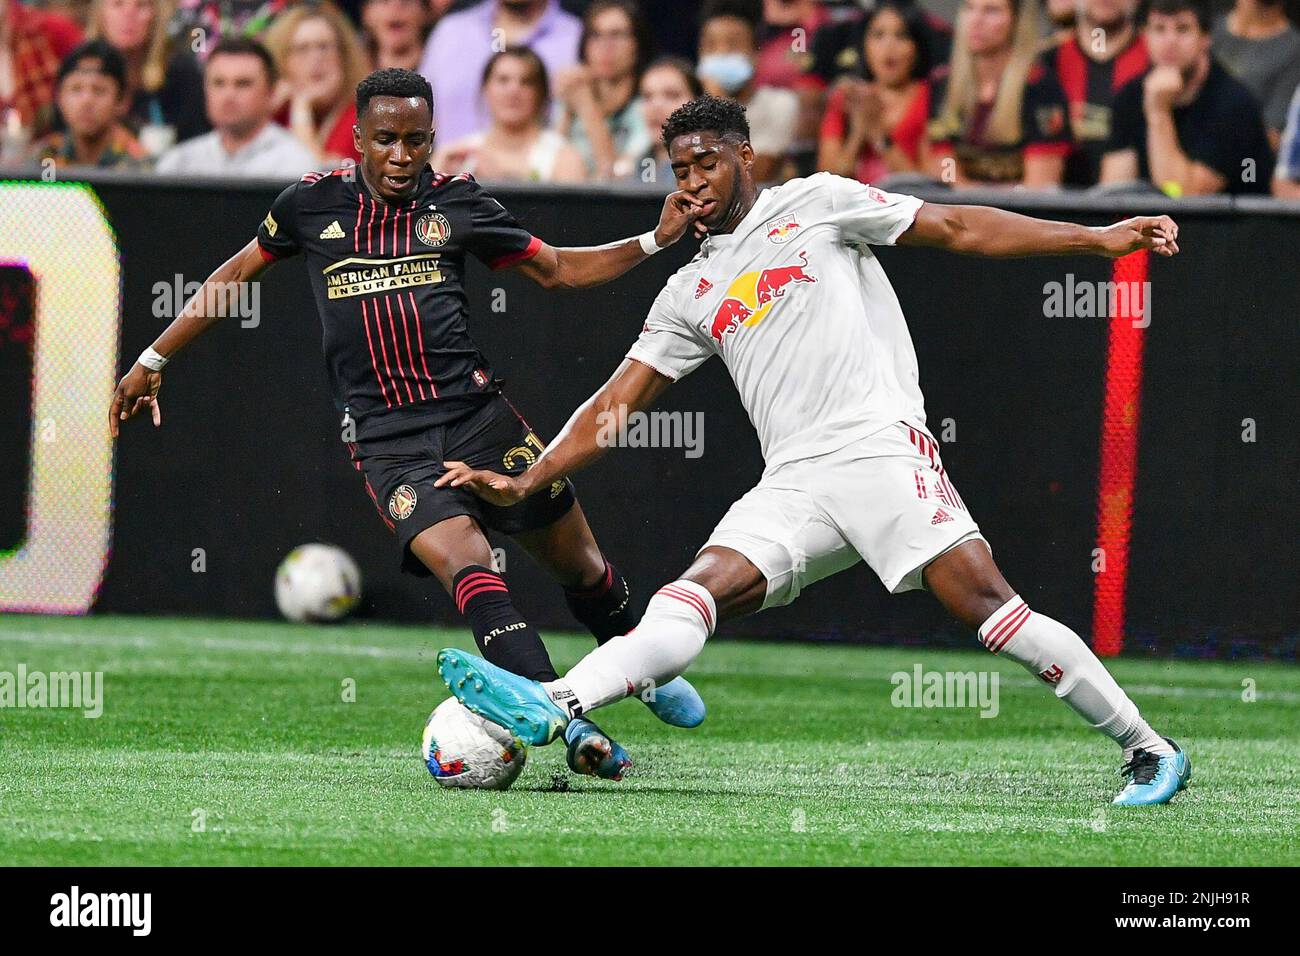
[979,595,1172,759]
[544,580,716,716]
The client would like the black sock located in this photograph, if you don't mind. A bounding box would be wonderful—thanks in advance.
[452,566,557,682]
[564,559,637,645]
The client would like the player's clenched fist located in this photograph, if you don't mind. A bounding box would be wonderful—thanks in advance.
[655,188,711,246]
[1095,215,1180,258]
[434,461,525,507]
[109,364,163,437]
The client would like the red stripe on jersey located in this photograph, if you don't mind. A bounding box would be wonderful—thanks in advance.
[382,296,414,403]
[488,235,543,271]
[388,294,426,401]
[1114,35,1149,92]
[369,296,401,405]
[406,291,437,397]
[354,193,363,253]
[362,475,395,530]
[406,200,413,253]
[361,299,392,408]
[366,195,376,254]
[379,202,389,256]
[256,240,279,263]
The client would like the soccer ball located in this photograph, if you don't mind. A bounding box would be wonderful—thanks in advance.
[274,543,362,622]
[422,697,528,790]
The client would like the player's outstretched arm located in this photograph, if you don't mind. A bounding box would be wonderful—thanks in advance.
[509,189,708,290]
[436,357,672,506]
[109,237,271,437]
[897,203,1180,259]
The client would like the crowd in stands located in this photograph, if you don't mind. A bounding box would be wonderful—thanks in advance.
[2,0,1298,197]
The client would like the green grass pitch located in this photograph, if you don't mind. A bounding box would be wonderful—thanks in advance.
[1,613,1297,866]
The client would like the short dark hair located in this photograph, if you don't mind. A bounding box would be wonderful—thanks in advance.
[1141,0,1212,32]
[57,40,127,95]
[356,67,434,119]
[699,0,762,32]
[660,94,749,149]
[207,37,278,85]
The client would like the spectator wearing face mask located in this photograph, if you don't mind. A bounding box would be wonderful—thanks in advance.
[30,38,148,168]
[697,0,798,182]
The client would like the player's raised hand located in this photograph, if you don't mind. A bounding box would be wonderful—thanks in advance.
[109,364,162,438]
[434,461,525,506]
[1097,215,1180,258]
[656,187,711,246]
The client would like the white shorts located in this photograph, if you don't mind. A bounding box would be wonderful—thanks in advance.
[701,422,987,608]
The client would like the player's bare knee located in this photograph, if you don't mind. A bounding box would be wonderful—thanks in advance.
[683,546,766,620]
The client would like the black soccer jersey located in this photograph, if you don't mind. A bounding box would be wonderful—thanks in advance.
[256,167,542,439]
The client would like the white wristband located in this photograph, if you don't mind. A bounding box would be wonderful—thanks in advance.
[638,230,663,256]
[137,346,169,371]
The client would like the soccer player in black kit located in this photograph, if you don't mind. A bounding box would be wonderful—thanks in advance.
[109,69,709,782]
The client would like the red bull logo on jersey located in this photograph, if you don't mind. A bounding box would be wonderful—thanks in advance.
[707,250,818,344]
[764,213,801,245]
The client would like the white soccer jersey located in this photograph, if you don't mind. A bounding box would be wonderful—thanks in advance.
[627,172,927,470]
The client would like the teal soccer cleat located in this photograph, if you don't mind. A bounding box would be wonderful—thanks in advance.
[564,718,633,781]
[1112,737,1192,806]
[437,648,568,746]
[641,676,707,728]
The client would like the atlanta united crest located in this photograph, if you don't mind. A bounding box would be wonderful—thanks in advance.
[415,212,451,247]
[388,484,418,520]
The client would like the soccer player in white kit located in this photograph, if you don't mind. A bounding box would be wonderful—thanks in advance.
[434,96,1191,806]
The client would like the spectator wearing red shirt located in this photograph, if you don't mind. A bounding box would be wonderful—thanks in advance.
[263,0,365,166]
[818,0,932,184]
[0,0,84,150]
[1041,0,1149,187]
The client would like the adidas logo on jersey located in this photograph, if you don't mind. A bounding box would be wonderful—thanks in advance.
[931,508,953,525]
[319,220,345,239]
[694,277,713,299]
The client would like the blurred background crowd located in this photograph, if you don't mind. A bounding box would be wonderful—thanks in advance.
[2,0,1298,197]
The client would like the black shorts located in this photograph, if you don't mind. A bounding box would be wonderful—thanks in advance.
[347,394,577,576]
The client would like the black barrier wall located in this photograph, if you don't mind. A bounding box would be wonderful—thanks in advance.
[4,176,1297,657]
